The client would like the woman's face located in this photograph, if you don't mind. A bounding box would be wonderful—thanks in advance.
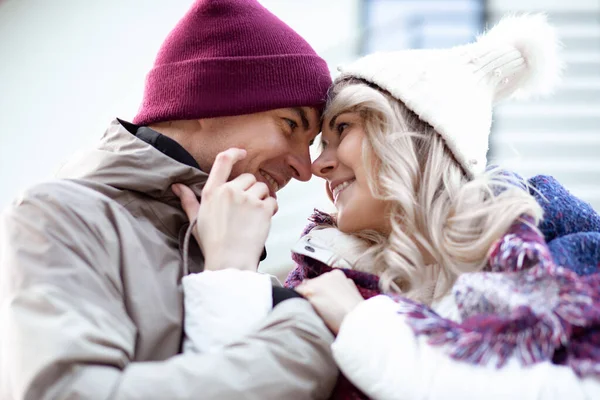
[312,111,390,234]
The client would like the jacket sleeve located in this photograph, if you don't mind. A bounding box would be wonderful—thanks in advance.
[331,295,600,400]
[181,269,273,353]
[182,270,306,354]
[0,189,338,400]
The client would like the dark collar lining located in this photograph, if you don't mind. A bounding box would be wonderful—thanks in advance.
[117,118,201,170]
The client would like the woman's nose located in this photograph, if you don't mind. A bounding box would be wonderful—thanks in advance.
[312,151,338,178]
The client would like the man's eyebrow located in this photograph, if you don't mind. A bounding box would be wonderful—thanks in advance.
[292,107,310,131]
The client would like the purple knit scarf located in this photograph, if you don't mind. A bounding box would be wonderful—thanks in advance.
[396,215,600,377]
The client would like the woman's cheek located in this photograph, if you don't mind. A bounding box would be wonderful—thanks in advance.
[337,131,364,169]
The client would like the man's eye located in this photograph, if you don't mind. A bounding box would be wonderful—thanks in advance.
[285,118,298,130]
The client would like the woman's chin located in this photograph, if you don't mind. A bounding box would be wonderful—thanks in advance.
[337,224,354,234]
[336,212,357,234]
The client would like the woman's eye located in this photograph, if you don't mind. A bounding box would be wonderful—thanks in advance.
[285,118,298,130]
[336,122,349,135]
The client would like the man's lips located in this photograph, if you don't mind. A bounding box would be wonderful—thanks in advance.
[259,170,285,198]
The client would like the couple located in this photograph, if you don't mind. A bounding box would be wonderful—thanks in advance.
[1,0,599,399]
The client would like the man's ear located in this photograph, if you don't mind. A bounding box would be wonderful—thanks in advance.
[193,118,215,137]
[147,120,172,131]
[154,120,206,139]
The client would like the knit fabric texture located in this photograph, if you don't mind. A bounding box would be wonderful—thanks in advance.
[336,15,562,177]
[134,0,332,125]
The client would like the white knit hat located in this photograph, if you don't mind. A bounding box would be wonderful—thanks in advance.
[336,14,563,176]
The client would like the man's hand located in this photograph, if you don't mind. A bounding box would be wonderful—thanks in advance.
[296,270,364,335]
[173,148,278,271]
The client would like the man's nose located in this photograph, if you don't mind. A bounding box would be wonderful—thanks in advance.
[287,147,313,182]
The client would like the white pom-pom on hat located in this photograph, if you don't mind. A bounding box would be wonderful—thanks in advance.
[476,13,564,101]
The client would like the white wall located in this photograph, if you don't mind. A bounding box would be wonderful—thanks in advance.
[0,0,360,279]
[0,0,194,205]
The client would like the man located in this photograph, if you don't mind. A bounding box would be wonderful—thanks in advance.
[0,0,337,399]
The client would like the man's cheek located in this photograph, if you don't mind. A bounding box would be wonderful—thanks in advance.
[225,162,245,182]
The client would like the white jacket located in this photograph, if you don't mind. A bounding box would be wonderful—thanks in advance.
[333,295,600,400]
[294,227,600,400]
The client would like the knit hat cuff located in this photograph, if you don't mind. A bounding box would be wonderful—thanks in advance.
[133,55,332,125]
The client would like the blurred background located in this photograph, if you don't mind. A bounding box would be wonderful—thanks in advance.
[1,0,598,281]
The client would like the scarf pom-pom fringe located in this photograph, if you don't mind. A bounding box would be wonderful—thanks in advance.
[396,283,600,378]
[399,301,559,367]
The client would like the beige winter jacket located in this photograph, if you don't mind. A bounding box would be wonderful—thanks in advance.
[0,120,337,400]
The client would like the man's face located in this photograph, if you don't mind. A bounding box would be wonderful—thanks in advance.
[194,107,320,198]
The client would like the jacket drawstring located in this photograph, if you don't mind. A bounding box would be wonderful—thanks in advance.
[182,219,198,276]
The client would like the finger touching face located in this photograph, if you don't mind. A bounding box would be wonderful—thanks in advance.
[203,148,247,193]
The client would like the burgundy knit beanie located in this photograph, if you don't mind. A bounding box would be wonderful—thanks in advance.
[133,0,332,125]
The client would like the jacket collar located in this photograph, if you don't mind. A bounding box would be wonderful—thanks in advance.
[56,119,268,266]
[117,118,201,170]
[292,226,373,269]
[56,119,208,208]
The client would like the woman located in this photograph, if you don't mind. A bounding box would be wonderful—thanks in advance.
[287,14,600,400]
[175,13,600,400]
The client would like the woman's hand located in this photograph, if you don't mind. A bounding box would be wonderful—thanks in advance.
[172,148,278,272]
[296,270,364,335]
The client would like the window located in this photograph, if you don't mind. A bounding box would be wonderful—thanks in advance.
[360,0,485,53]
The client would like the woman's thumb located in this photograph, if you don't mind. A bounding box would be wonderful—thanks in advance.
[172,184,200,222]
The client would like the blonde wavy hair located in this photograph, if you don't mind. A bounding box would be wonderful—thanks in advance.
[323,79,543,303]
